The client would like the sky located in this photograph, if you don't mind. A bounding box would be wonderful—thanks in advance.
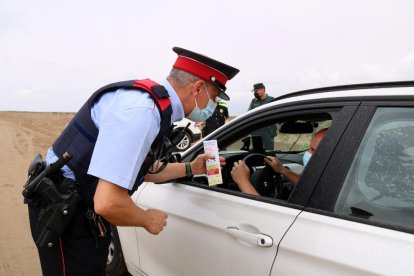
[1,0,414,116]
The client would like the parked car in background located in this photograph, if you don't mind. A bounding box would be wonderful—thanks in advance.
[108,81,414,276]
[172,118,202,151]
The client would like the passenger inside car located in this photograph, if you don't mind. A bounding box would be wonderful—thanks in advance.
[230,128,328,196]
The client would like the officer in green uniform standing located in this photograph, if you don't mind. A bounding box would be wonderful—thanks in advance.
[248,83,276,150]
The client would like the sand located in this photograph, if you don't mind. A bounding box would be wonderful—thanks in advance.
[0,111,74,276]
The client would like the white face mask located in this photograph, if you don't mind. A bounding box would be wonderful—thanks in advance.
[186,84,217,122]
[303,151,312,167]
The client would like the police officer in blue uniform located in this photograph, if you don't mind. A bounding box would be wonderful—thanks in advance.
[25,47,239,275]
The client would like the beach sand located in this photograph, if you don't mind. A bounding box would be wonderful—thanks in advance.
[0,111,74,275]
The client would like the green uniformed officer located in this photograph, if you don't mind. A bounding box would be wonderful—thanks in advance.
[248,83,276,150]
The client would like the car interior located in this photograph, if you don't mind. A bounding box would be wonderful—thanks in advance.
[182,113,333,201]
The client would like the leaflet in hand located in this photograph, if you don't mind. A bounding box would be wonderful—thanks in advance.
[203,140,223,186]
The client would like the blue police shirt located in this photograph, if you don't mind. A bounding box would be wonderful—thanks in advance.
[46,79,184,190]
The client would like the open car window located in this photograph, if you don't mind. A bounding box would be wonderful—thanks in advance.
[225,121,331,153]
[190,111,333,202]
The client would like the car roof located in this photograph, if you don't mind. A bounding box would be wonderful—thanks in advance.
[274,80,414,102]
[235,81,414,122]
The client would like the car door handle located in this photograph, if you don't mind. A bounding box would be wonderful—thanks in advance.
[225,227,273,247]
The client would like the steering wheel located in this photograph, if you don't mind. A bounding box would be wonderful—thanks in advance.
[242,153,283,198]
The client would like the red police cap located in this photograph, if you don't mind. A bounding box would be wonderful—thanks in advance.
[172,47,239,100]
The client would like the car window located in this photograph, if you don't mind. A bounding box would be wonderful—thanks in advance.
[276,120,332,152]
[225,123,278,152]
[334,107,414,229]
[204,113,333,200]
[225,121,331,153]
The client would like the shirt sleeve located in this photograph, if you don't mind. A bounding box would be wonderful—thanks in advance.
[88,90,161,190]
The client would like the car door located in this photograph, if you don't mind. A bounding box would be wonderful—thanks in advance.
[132,183,300,276]
[130,102,358,276]
[272,100,414,275]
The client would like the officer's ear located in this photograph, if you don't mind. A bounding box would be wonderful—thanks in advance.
[190,80,205,97]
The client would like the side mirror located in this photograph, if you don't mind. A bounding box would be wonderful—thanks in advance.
[169,153,181,163]
[240,136,251,151]
[251,136,265,154]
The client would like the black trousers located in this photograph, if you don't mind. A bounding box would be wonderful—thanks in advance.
[28,202,111,276]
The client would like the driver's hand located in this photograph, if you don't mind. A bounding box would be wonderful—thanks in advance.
[231,160,260,196]
[231,160,251,184]
[264,156,284,173]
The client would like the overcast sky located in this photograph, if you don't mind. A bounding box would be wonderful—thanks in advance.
[1,0,414,116]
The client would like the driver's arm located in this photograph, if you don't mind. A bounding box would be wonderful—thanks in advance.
[231,160,260,196]
[278,167,300,186]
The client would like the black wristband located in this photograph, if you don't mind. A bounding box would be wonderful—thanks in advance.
[185,162,193,177]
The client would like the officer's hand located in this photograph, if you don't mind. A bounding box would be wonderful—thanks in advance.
[190,153,226,175]
[144,209,168,235]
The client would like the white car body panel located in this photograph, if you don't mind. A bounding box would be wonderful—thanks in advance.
[117,226,142,274]
[113,85,414,275]
[272,211,414,276]
[129,182,301,276]
[117,183,148,275]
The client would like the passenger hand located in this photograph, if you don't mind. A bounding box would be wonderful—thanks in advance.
[231,160,251,184]
[144,209,168,235]
[264,156,284,173]
[190,153,226,175]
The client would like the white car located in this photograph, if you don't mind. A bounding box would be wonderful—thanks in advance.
[172,118,202,151]
[107,81,414,276]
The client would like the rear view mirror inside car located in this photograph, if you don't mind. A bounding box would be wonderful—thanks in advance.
[279,121,314,134]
